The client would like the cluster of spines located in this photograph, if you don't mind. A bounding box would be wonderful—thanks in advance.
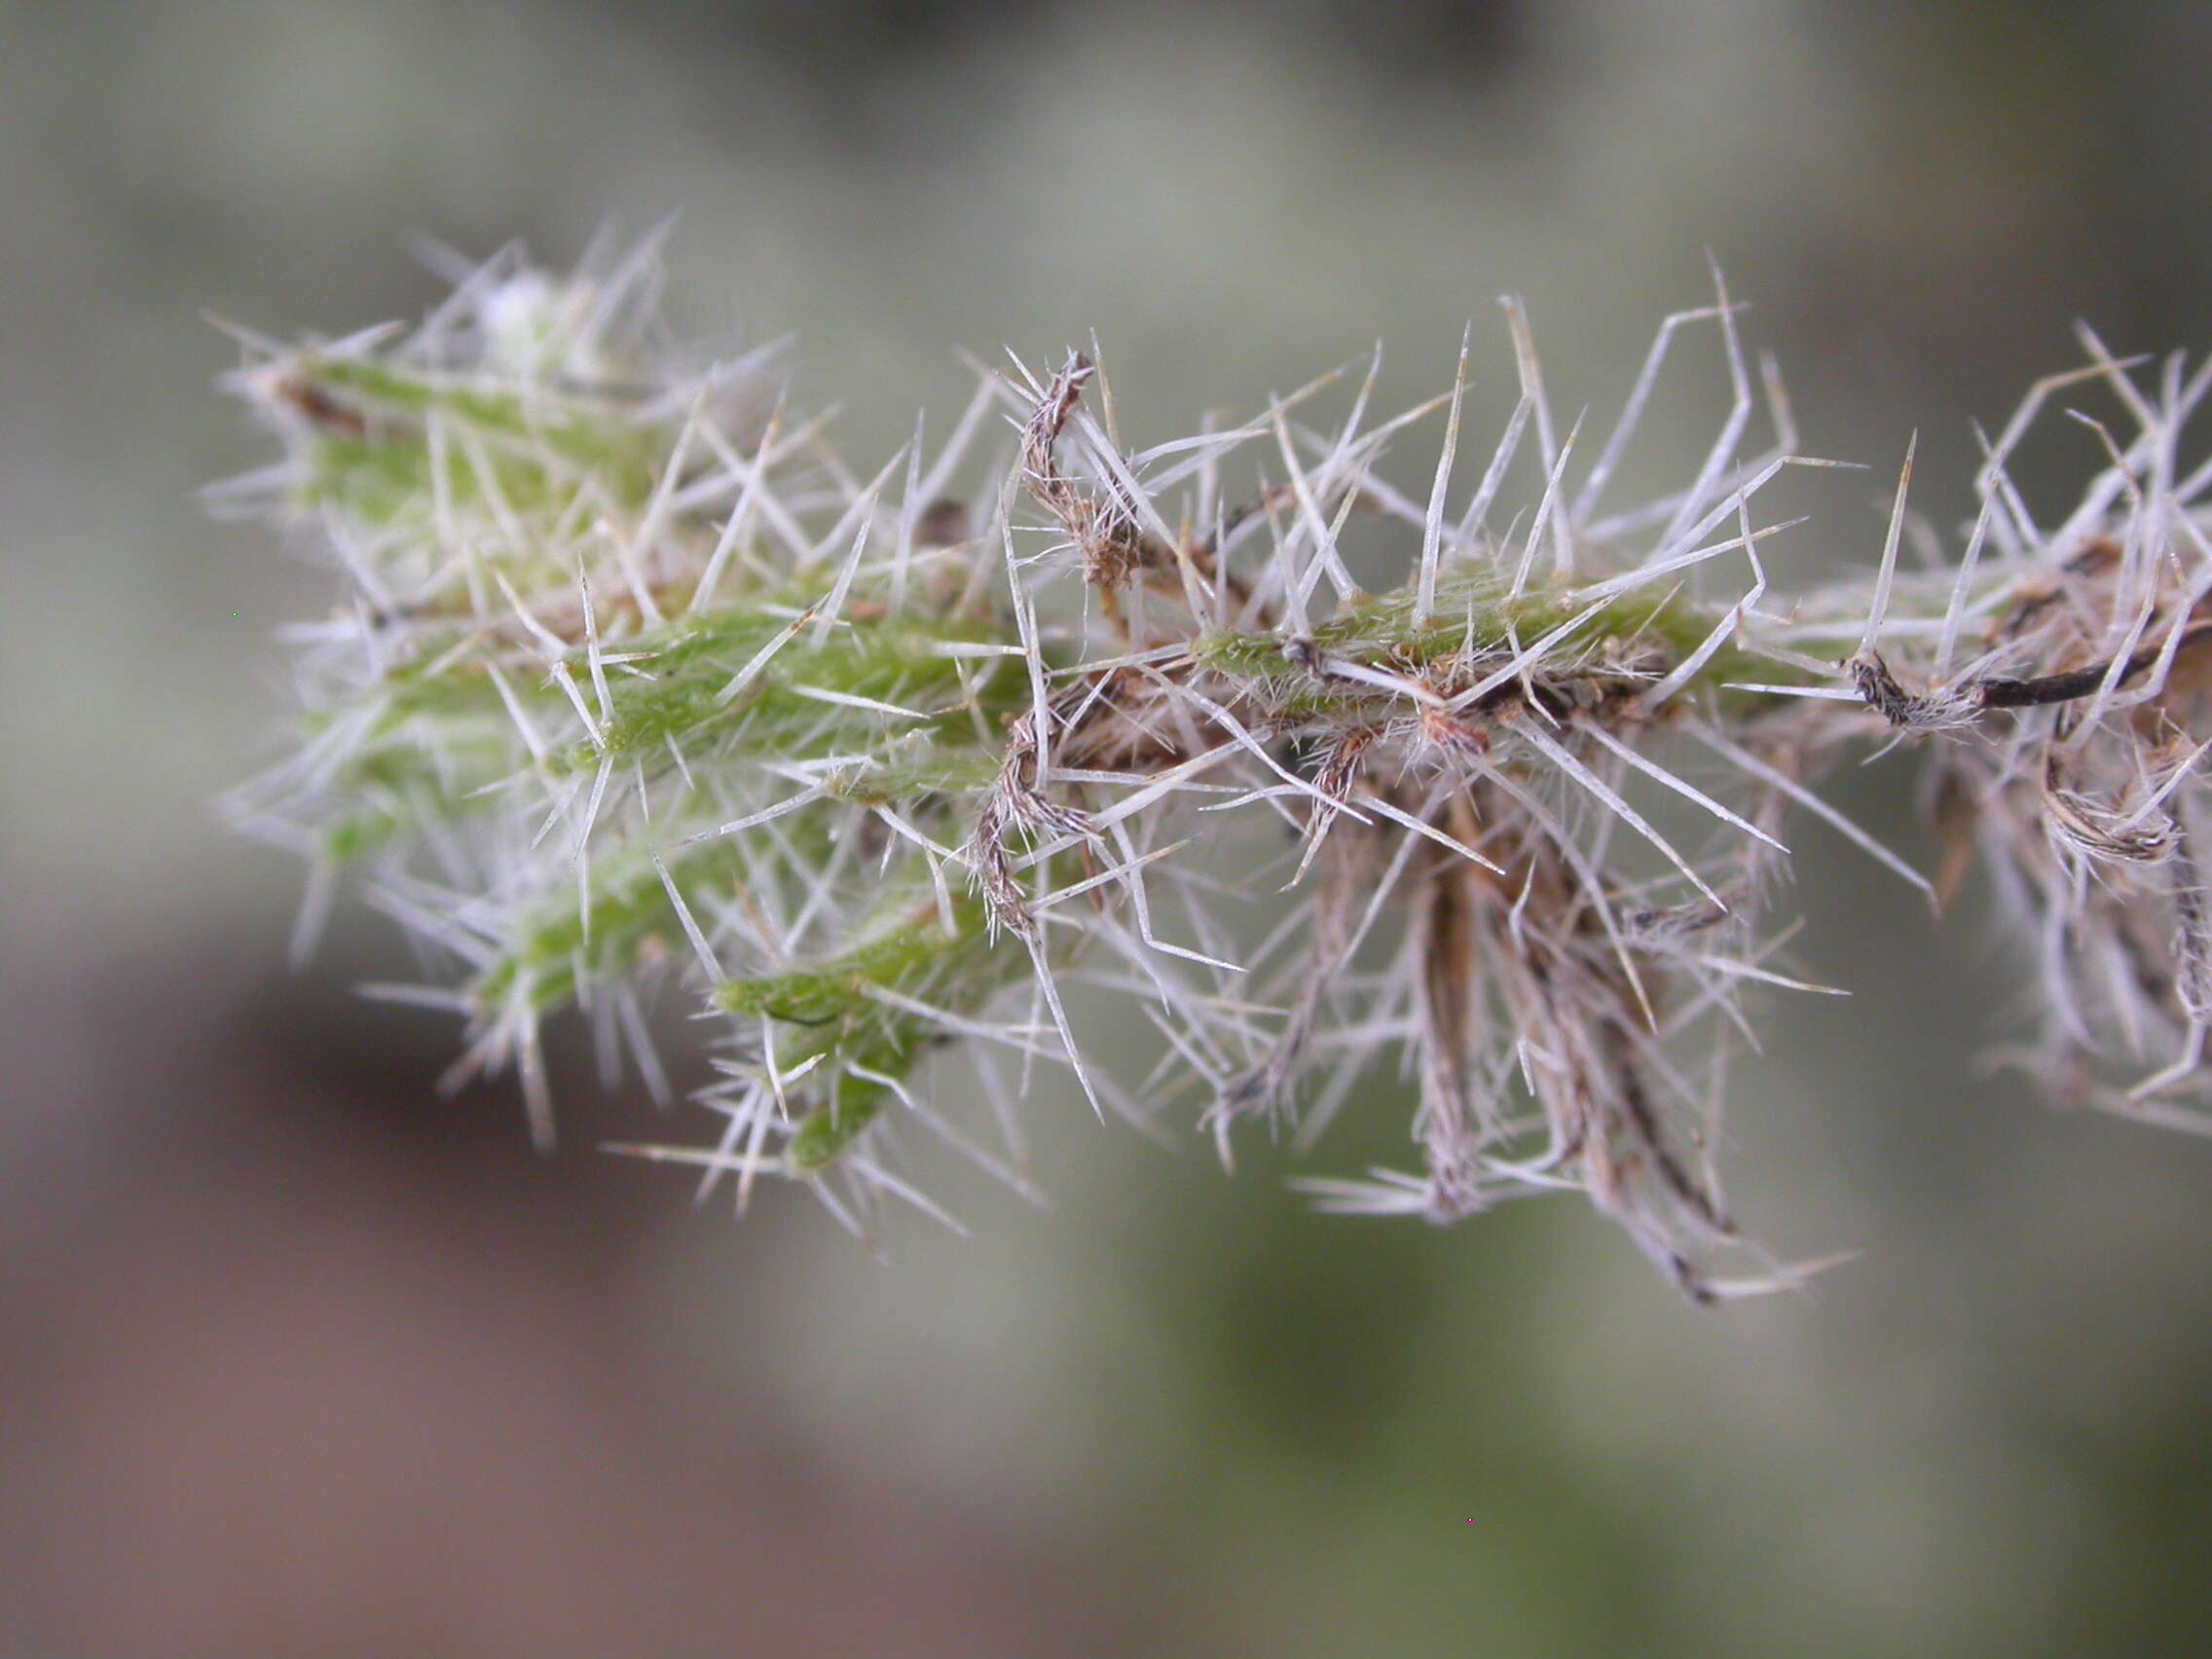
[219,240,2212,1296]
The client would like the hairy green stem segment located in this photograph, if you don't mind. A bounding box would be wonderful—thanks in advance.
[1189,571,1812,720]
[472,840,756,1015]
[712,886,1017,1173]
[284,353,663,530]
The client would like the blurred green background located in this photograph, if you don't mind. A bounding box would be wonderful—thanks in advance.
[4,2,2211,1653]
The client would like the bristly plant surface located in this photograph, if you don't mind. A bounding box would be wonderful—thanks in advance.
[216,237,2212,1301]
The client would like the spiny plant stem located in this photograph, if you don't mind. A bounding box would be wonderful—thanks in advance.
[219,241,2212,1299]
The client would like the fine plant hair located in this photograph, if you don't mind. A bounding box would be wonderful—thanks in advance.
[215,237,2212,1302]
